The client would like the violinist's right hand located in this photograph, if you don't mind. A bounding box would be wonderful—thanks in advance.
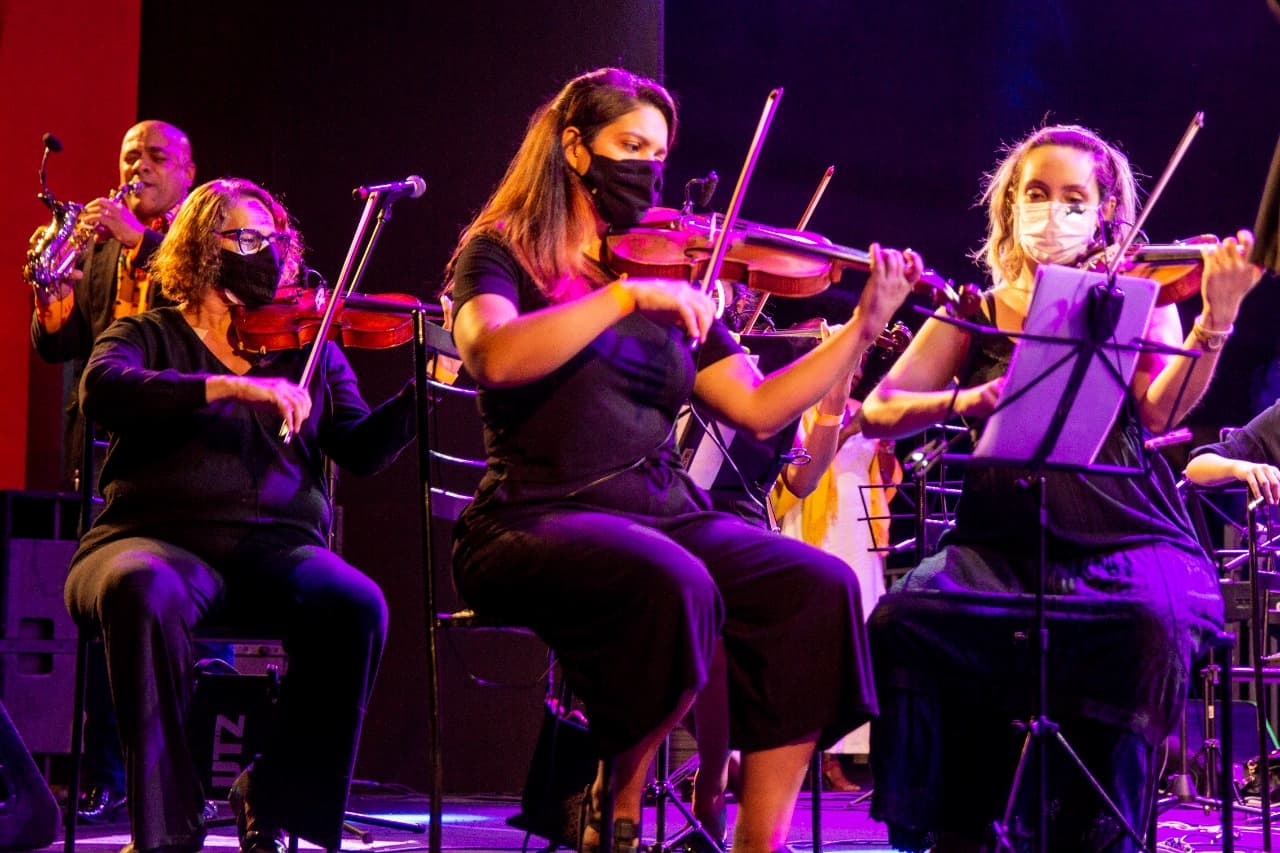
[207,375,312,436]
[618,276,716,344]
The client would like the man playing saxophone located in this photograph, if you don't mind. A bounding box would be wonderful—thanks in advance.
[27,119,195,826]
[32,120,196,372]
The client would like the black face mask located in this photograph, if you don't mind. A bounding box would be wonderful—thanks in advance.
[577,148,663,228]
[218,247,281,309]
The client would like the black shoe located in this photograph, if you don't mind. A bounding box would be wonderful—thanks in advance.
[228,770,287,853]
[577,784,641,853]
[78,785,127,823]
[678,828,726,853]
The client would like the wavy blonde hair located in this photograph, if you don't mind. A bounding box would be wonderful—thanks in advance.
[148,177,303,303]
[972,124,1138,287]
[445,67,676,302]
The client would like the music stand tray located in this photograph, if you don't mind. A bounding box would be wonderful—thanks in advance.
[973,264,1158,469]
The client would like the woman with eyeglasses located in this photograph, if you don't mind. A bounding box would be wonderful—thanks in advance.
[860,125,1261,851]
[64,177,417,853]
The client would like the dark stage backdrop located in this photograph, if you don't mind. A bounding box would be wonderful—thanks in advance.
[39,0,1279,795]
[662,1,1280,447]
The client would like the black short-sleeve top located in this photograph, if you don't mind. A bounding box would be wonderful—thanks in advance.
[1189,399,1280,467]
[449,234,742,517]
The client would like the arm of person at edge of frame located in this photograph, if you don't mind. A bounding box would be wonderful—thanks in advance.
[1185,451,1280,505]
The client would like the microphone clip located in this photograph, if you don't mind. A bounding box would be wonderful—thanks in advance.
[681,170,719,214]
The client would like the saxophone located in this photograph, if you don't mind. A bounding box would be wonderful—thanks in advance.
[23,180,142,300]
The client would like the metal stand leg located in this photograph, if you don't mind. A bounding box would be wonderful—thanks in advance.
[648,737,720,853]
[810,752,822,853]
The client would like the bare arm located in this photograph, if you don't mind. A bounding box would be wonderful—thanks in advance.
[861,310,1004,439]
[1185,452,1280,505]
[453,277,715,388]
[782,403,866,499]
[693,245,918,439]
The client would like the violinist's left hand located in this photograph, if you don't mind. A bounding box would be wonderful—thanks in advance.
[857,244,923,333]
[1201,229,1264,328]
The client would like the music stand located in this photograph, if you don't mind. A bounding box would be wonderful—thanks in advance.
[936,263,1195,851]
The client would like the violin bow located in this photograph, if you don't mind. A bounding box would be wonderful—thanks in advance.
[278,188,396,442]
[697,88,784,318]
[742,165,835,335]
[1105,111,1204,281]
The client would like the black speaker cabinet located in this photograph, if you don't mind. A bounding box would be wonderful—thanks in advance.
[0,699,58,850]
[1185,697,1278,767]
[0,491,80,755]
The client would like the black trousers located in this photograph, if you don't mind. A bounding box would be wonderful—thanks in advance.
[454,506,877,758]
[65,527,387,851]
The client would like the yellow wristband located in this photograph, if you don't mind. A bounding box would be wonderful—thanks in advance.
[814,412,844,428]
[607,279,636,315]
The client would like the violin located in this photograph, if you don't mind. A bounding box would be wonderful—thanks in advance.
[602,208,983,318]
[1079,235,1217,306]
[230,285,423,355]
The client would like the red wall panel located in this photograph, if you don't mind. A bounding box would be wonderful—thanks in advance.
[0,0,141,488]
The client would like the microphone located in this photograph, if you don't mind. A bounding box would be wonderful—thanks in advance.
[694,170,718,208]
[352,175,426,202]
[42,133,62,153]
[682,171,719,213]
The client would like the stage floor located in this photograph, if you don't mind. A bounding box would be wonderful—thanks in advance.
[38,785,1279,853]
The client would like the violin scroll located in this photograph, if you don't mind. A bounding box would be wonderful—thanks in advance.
[913,272,982,319]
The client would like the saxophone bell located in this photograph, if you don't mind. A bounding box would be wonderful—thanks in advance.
[23,176,143,299]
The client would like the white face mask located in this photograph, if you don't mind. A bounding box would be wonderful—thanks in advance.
[1016,201,1099,266]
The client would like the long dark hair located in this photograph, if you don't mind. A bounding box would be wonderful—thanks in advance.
[446,67,676,301]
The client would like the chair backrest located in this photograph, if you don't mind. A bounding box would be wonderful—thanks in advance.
[422,367,486,522]
[77,422,109,537]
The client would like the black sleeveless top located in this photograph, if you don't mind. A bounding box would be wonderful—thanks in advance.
[945,294,1202,560]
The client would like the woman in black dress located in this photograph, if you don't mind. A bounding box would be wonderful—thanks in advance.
[446,67,918,853]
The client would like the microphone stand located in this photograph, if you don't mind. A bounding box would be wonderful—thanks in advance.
[278,188,406,441]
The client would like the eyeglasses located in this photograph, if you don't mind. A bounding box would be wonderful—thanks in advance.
[217,228,292,255]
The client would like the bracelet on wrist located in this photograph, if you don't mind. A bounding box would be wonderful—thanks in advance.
[1191,315,1233,352]
[814,412,845,428]
[607,279,636,315]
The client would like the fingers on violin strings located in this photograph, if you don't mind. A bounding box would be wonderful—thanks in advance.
[904,248,924,279]
[883,248,905,278]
